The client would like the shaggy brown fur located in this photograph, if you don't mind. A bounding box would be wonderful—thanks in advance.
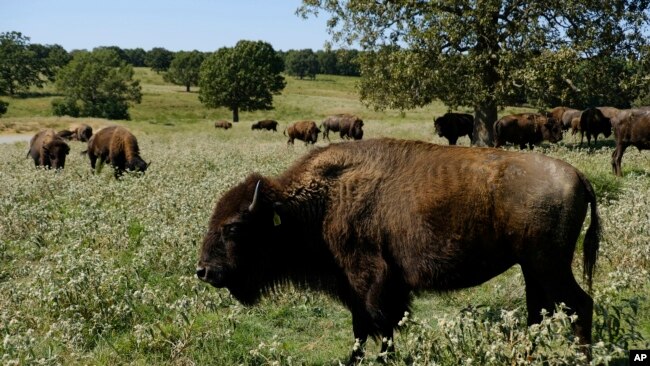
[434,112,474,145]
[85,126,148,178]
[571,117,581,136]
[579,107,612,146]
[251,119,278,131]
[611,111,650,176]
[560,108,582,130]
[494,113,563,149]
[284,120,320,145]
[197,138,599,364]
[58,124,93,142]
[214,120,232,129]
[320,114,364,141]
[28,129,70,169]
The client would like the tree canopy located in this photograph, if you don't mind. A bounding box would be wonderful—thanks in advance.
[299,1,650,145]
[199,40,285,122]
[285,49,320,79]
[0,31,65,95]
[163,50,205,92]
[53,49,142,120]
[146,47,174,73]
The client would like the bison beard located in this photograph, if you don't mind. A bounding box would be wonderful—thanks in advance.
[197,138,599,364]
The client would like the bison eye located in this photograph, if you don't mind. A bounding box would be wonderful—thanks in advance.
[222,223,241,239]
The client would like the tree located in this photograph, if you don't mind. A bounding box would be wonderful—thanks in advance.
[317,49,338,75]
[285,49,320,79]
[0,99,8,117]
[53,49,142,120]
[124,48,147,67]
[299,1,650,146]
[335,49,360,76]
[163,50,205,92]
[146,47,174,73]
[0,32,49,95]
[199,40,285,122]
[28,43,71,82]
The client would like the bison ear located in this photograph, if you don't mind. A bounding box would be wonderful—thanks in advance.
[248,180,262,212]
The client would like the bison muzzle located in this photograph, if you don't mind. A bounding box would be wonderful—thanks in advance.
[197,138,599,364]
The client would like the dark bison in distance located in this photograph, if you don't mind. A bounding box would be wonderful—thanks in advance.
[579,107,612,146]
[197,138,599,364]
[214,120,232,129]
[284,120,321,145]
[57,124,93,142]
[28,129,70,169]
[611,110,650,176]
[251,119,278,131]
[84,126,149,178]
[320,114,364,141]
[549,106,581,131]
[494,113,563,149]
[433,112,473,145]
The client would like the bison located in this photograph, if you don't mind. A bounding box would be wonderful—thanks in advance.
[548,107,581,130]
[611,110,650,176]
[284,120,320,145]
[493,113,563,149]
[57,124,94,142]
[214,120,232,130]
[84,126,149,178]
[27,129,70,169]
[571,116,581,136]
[197,138,599,364]
[251,119,278,131]
[579,107,612,147]
[320,114,364,141]
[433,112,474,145]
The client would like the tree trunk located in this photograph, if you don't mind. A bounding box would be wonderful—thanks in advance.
[186,84,191,92]
[232,106,239,122]
[472,102,497,147]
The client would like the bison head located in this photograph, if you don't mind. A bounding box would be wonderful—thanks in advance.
[197,176,284,305]
[127,157,149,174]
[543,117,563,143]
[45,140,70,169]
[79,126,93,142]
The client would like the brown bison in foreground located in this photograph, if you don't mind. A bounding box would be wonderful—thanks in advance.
[433,112,473,145]
[611,111,650,176]
[494,113,563,149]
[28,129,70,169]
[320,114,364,141]
[57,124,94,142]
[251,119,278,131]
[284,120,320,145]
[579,107,612,146]
[85,126,149,178]
[214,120,232,129]
[197,138,599,364]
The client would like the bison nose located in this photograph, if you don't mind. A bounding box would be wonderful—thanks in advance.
[196,267,207,280]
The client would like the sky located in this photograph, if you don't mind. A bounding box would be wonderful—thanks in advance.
[1,0,335,52]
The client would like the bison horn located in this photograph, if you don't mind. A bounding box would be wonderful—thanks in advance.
[249,180,261,212]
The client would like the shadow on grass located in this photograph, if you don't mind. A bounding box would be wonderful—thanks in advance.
[11,91,63,99]
[561,138,617,151]
[586,171,624,201]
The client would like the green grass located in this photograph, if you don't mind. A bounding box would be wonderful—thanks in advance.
[0,69,648,365]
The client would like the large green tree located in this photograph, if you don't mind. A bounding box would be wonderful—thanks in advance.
[285,49,320,79]
[163,50,205,92]
[199,40,285,122]
[0,32,49,95]
[146,47,174,73]
[53,49,142,120]
[299,1,650,146]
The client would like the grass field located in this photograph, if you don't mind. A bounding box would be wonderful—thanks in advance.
[0,69,648,365]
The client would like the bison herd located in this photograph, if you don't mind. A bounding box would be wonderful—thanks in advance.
[28,123,149,178]
[23,106,649,364]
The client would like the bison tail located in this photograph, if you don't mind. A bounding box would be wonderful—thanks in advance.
[283,128,287,136]
[578,171,600,293]
[493,120,502,147]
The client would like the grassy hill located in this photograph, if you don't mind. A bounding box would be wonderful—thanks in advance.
[0,69,648,365]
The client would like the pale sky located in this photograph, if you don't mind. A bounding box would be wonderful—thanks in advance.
[1,0,334,52]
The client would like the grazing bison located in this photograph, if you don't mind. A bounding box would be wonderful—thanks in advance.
[284,120,320,145]
[251,119,278,131]
[214,120,232,129]
[197,138,599,364]
[27,129,70,169]
[57,124,94,142]
[611,111,650,176]
[493,113,563,149]
[549,107,582,130]
[433,112,474,145]
[579,107,612,147]
[85,126,149,178]
[321,114,364,141]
